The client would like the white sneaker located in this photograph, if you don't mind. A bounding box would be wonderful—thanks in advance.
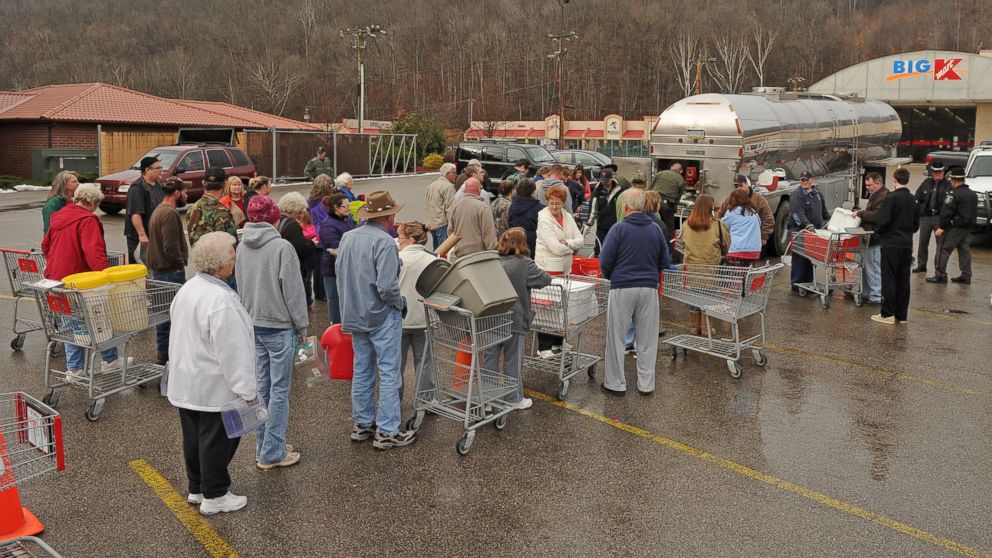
[515,398,533,410]
[101,357,135,373]
[199,492,247,515]
[65,369,87,385]
[187,493,203,505]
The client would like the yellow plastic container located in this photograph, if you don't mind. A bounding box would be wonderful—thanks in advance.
[61,271,113,345]
[105,264,148,332]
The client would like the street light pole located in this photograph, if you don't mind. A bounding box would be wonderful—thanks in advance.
[341,25,386,135]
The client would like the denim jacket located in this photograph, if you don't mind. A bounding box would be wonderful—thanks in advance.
[335,221,404,332]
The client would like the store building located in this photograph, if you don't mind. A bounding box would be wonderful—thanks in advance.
[809,50,992,161]
[464,114,654,157]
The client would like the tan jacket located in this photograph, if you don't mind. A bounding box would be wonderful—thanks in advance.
[680,220,731,265]
[449,194,497,259]
[425,176,455,230]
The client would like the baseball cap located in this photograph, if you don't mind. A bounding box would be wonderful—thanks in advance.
[316,146,326,153]
[798,171,813,180]
[204,167,226,184]
[733,174,748,185]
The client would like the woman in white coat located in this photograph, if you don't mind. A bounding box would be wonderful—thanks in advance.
[534,185,584,357]
[397,221,439,401]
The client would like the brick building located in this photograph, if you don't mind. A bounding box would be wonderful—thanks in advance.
[0,83,320,181]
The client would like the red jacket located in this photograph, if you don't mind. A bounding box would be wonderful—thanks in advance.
[41,203,110,280]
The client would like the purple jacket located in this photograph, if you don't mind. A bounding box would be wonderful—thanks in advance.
[308,198,329,235]
[318,213,357,276]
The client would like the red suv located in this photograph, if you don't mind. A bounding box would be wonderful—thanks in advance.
[96,144,256,215]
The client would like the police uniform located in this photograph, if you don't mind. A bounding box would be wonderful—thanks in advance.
[788,180,831,287]
[304,151,334,181]
[912,166,950,272]
[930,171,978,284]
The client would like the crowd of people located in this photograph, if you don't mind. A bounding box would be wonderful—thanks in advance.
[34,152,979,515]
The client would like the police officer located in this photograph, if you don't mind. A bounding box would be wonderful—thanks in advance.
[304,146,334,181]
[912,159,950,273]
[788,170,830,290]
[927,167,977,284]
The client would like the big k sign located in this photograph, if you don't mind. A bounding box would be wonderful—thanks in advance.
[810,50,992,103]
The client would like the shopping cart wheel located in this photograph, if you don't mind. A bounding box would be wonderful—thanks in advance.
[10,334,25,351]
[85,399,105,422]
[797,287,808,297]
[854,295,864,307]
[49,342,63,358]
[820,295,830,309]
[555,380,570,401]
[671,346,678,361]
[42,388,60,407]
[586,363,597,379]
[726,360,743,379]
[455,431,475,455]
[752,350,768,367]
[494,414,507,430]
[405,411,425,432]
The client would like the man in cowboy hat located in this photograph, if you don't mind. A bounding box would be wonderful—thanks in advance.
[913,159,950,273]
[336,190,416,450]
[927,167,977,285]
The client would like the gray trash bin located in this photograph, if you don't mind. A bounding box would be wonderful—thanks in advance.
[422,251,516,316]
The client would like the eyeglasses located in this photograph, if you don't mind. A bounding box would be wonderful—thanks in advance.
[150,166,162,170]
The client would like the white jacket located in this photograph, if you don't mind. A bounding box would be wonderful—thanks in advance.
[167,273,257,412]
[535,207,584,273]
[399,244,439,330]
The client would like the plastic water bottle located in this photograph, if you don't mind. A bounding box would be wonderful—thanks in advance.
[220,397,269,439]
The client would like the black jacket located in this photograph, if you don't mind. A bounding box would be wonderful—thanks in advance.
[914,177,951,217]
[592,180,628,233]
[859,187,889,245]
[939,184,978,230]
[875,188,919,248]
[788,186,830,231]
[507,196,545,257]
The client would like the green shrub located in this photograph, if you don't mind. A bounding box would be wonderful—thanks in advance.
[0,175,45,189]
[422,153,444,169]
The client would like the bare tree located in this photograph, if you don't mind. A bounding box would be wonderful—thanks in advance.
[669,31,698,99]
[297,0,317,65]
[246,53,302,116]
[706,34,749,93]
[477,120,509,139]
[746,26,777,87]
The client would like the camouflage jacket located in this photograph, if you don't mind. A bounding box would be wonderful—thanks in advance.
[304,156,334,180]
[186,194,237,245]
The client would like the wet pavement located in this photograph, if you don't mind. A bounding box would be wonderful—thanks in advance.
[1,174,990,557]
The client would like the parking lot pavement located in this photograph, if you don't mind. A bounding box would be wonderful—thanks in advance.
[0,174,990,557]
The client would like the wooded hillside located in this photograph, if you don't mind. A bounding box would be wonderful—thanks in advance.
[1,0,988,125]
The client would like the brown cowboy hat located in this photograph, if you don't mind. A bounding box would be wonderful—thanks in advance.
[356,190,405,219]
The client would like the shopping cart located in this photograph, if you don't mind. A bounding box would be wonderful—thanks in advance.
[0,537,63,557]
[788,230,869,308]
[1,249,125,353]
[408,293,515,455]
[662,263,784,378]
[32,279,180,421]
[0,392,65,544]
[524,274,610,400]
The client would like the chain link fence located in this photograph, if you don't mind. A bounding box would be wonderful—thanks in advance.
[243,129,417,181]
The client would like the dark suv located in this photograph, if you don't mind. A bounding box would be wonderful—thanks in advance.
[455,141,557,191]
[95,144,256,215]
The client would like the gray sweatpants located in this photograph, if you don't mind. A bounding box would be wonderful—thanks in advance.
[604,287,659,393]
[400,329,434,402]
[482,333,525,404]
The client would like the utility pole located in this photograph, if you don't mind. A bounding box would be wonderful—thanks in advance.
[467,98,474,131]
[695,56,717,95]
[341,25,386,135]
[547,0,577,149]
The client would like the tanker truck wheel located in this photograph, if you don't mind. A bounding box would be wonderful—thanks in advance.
[771,200,791,256]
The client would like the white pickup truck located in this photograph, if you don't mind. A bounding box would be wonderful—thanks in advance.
[964,146,992,232]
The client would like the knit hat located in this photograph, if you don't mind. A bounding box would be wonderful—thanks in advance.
[247,194,281,225]
[139,156,160,173]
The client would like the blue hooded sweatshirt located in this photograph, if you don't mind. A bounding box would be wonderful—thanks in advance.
[599,212,671,289]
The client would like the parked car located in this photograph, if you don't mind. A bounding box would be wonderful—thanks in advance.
[95,144,256,215]
[964,145,992,233]
[925,150,970,175]
[553,149,613,179]
[455,141,557,191]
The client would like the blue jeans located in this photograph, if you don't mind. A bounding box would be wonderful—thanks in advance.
[324,275,341,324]
[431,226,448,251]
[351,310,402,436]
[65,344,118,371]
[254,328,295,465]
[152,270,186,354]
[625,322,635,346]
[862,244,882,302]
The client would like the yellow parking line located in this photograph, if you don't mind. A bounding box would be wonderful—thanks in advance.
[660,320,992,400]
[526,389,990,558]
[129,459,239,557]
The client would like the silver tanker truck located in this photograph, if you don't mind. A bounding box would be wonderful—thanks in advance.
[634,89,906,255]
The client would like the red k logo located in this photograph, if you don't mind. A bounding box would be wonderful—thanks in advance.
[934,58,963,80]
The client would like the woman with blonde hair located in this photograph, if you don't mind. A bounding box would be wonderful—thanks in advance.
[42,170,79,233]
[397,221,439,401]
[483,228,552,409]
[680,194,731,335]
[220,176,247,225]
[244,175,271,207]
